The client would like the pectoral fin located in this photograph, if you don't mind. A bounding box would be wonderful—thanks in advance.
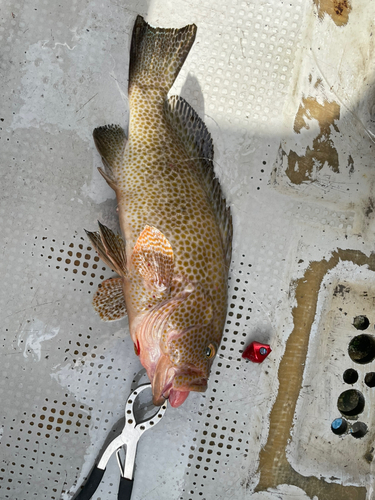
[131,225,174,291]
[85,222,127,277]
[93,277,127,321]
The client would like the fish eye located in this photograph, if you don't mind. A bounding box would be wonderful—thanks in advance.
[205,343,216,359]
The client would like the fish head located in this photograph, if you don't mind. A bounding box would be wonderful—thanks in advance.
[126,226,225,408]
[138,280,219,408]
[153,324,218,408]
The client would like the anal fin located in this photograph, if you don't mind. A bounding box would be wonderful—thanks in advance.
[93,277,127,321]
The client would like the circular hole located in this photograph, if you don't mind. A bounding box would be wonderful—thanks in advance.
[353,315,370,330]
[348,334,375,364]
[331,418,348,435]
[337,389,365,417]
[350,421,368,439]
[343,368,358,384]
[364,372,375,387]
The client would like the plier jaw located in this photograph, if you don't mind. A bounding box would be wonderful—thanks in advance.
[72,383,167,500]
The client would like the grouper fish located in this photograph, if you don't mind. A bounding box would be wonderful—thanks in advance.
[86,15,232,408]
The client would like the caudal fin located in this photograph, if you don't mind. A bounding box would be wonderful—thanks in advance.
[128,15,197,96]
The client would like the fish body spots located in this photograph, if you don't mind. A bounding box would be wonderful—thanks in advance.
[91,17,231,406]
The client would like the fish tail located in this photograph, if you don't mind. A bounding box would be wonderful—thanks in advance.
[128,15,197,96]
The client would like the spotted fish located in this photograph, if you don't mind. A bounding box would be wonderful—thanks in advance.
[86,15,232,407]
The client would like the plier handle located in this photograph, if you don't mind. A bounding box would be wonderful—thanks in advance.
[72,383,167,500]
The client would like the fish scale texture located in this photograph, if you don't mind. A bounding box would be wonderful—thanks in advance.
[115,20,230,310]
[92,16,232,405]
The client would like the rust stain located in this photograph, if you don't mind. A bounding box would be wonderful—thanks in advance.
[255,249,374,499]
[313,0,352,27]
[284,97,341,185]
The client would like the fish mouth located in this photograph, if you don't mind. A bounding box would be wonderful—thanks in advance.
[151,354,207,407]
[151,354,176,406]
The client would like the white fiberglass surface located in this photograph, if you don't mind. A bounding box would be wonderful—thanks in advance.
[1,1,375,499]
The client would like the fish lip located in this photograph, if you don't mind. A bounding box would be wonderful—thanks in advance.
[152,393,167,406]
[161,380,174,399]
[152,355,208,405]
[151,354,176,405]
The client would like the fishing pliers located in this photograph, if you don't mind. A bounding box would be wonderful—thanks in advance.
[72,383,167,500]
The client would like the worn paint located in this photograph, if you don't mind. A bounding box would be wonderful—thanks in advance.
[313,0,352,27]
[255,249,375,499]
[284,97,341,185]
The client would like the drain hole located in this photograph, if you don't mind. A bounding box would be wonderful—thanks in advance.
[353,315,370,330]
[350,422,368,439]
[348,334,375,364]
[343,368,358,384]
[331,418,348,435]
[365,372,375,387]
[337,389,365,417]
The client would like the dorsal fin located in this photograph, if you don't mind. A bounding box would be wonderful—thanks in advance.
[164,95,213,164]
[164,95,233,270]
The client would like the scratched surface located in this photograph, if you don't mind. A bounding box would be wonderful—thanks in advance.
[1,0,375,499]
